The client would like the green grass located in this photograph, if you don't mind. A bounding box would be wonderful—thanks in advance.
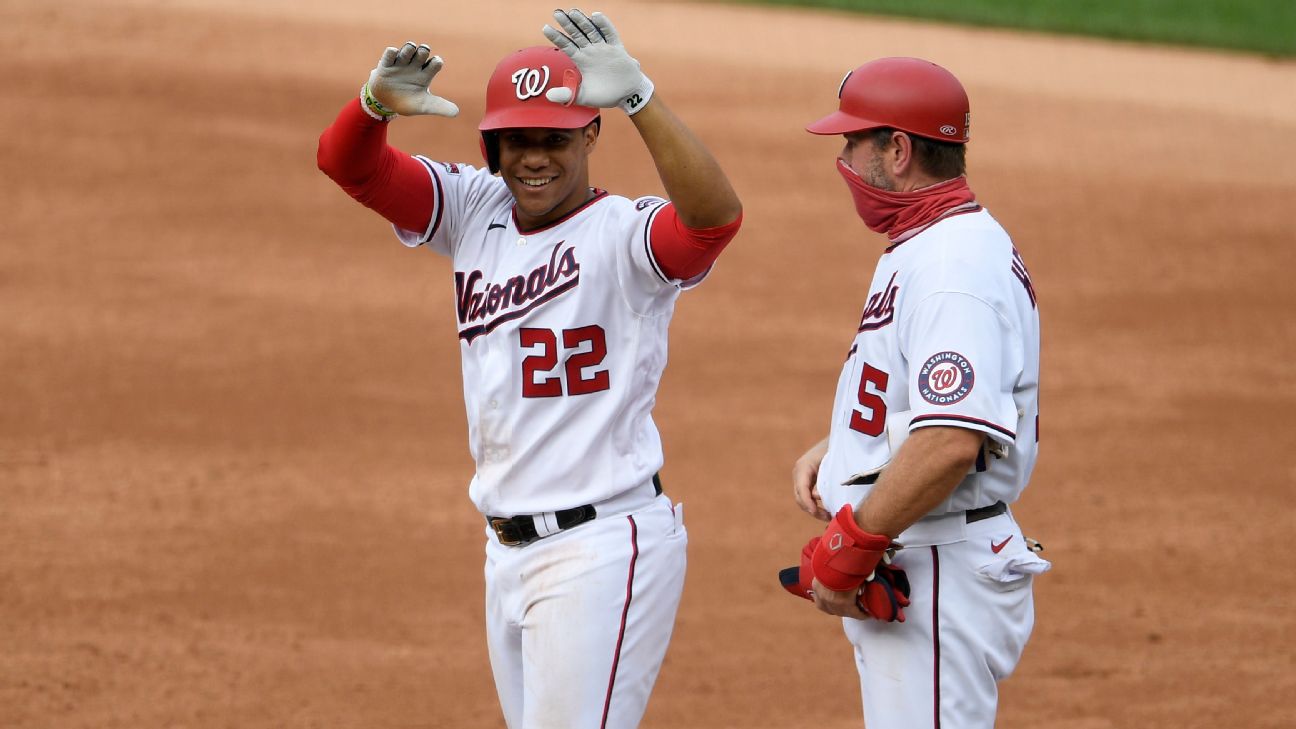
[732,0,1296,56]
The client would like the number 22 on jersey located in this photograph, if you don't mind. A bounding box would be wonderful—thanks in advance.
[520,325,611,398]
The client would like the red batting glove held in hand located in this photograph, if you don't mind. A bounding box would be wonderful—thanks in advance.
[859,563,911,622]
[811,505,894,592]
[778,533,911,622]
[778,536,821,600]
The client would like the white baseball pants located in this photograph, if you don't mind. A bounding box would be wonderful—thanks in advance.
[842,509,1050,729]
[484,494,687,729]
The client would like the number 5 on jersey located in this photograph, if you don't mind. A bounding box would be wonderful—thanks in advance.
[850,363,889,437]
[520,326,611,398]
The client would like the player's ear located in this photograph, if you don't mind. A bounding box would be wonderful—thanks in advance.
[583,118,600,152]
[890,131,914,177]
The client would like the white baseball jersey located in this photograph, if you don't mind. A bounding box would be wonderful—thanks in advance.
[395,158,702,517]
[817,207,1040,517]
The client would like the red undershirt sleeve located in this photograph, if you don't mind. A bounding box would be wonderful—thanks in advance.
[316,98,435,234]
[648,204,743,281]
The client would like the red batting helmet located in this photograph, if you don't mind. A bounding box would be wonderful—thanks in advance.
[478,46,600,173]
[806,57,969,144]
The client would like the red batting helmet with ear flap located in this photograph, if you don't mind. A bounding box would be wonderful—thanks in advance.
[806,57,970,144]
[478,46,600,173]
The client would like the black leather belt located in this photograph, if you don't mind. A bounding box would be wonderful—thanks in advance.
[965,500,1007,523]
[488,474,663,547]
[489,504,597,546]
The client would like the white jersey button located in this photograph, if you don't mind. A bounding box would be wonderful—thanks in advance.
[516,237,526,247]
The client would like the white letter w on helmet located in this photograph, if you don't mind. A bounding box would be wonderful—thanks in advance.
[511,66,551,100]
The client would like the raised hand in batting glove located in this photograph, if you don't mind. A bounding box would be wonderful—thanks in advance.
[542,9,654,115]
[361,42,460,120]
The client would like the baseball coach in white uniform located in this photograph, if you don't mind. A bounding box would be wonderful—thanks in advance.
[784,57,1050,729]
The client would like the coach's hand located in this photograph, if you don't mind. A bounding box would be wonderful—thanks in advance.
[542,9,654,115]
[809,566,910,622]
[811,577,870,620]
[362,42,460,119]
[782,531,911,622]
[793,438,831,521]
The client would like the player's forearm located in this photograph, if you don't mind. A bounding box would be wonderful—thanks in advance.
[853,426,984,538]
[317,98,393,187]
[630,97,742,228]
[317,98,435,232]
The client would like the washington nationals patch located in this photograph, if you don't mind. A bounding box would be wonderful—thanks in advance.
[918,351,975,405]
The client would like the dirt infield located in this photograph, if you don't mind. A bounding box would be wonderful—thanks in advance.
[3,0,1294,727]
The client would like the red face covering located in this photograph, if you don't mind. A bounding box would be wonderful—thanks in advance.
[836,158,978,243]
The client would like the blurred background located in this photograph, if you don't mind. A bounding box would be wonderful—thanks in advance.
[2,0,1293,727]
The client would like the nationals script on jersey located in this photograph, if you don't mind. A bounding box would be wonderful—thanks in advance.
[394,158,702,517]
[817,208,1041,517]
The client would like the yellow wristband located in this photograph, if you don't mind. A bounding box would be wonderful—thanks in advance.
[360,83,397,121]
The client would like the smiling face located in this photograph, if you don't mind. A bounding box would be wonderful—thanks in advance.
[497,124,599,230]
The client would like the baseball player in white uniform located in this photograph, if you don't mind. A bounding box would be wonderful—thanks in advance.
[317,10,742,729]
[782,58,1050,728]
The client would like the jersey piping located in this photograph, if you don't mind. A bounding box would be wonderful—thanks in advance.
[413,156,446,244]
[641,202,671,285]
[910,413,1016,440]
[512,189,610,234]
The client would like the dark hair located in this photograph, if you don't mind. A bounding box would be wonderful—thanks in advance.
[866,127,966,179]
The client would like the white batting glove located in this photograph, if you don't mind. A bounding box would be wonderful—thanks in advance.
[542,9,654,115]
[361,42,460,120]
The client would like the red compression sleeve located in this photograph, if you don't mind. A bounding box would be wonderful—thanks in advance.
[648,204,743,281]
[316,98,435,234]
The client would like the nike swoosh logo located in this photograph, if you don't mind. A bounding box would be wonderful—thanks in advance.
[991,536,1014,554]
[487,222,507,231]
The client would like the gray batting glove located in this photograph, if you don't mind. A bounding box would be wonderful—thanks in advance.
[362,42,460,119]
[542,9,654,115]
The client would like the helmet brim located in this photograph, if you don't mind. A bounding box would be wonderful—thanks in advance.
[805,110,888,136]
[478,103,599,132]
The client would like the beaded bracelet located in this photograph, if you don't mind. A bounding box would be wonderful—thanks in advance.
[360,83,397,121]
